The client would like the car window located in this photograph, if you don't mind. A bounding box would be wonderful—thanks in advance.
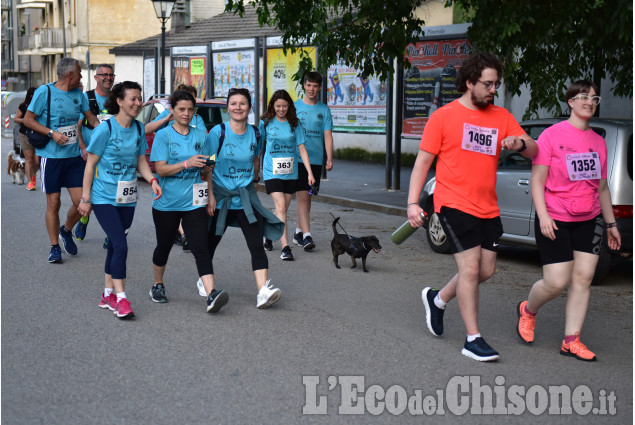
[136,103,151,124]
[196,105,229,132]
[498,149,532,169]
[591,127,606,138]
[148,103,165,122]
[627,134,633,180]
[521,125,550,140]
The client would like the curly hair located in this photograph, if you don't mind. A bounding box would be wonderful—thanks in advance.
[455,52,503,93]
[104,81,142,115]
[260,90,299,130]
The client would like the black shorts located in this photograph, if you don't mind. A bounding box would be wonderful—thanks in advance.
[265,178,297,194]
[439,207,503,253]
[295,164,322,192]
[535,214,603,265]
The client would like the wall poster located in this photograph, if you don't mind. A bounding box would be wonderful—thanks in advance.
[266,47,316,104]
[171,45,209,99]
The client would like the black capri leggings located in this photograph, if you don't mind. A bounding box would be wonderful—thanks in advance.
[152,207,213,277]
[208,209,268,273]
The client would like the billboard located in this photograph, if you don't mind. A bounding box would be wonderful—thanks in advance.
[326,62,386,133]
[266,47,317,104]
[402,38,472,138]
[171,46,210,98]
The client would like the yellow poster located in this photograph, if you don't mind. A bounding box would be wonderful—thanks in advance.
[266,47,317,104]
[190,58,205,75]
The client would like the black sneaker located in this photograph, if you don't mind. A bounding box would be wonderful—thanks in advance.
[174,233,184,246]
[421,287,444,336]
[462,337,500,362]
[292,232,303,246]
[182,236,190,251]
[207,288,229,313]
[280,246,294,261]
[302,235,315,251]
[263,237,273,251]
[149,283,168,303]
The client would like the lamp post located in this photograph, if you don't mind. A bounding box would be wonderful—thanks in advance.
[151,0,176,94]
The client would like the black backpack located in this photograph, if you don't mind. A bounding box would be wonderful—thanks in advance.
[217,122,261,157]
[83,90,105,130]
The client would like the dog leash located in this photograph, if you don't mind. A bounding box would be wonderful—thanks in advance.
[329,212,361,251]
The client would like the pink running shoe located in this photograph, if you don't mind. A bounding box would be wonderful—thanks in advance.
[99,292,117,311]
[114,298,135,319]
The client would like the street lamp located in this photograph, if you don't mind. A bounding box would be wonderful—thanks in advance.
[151,0,176,94]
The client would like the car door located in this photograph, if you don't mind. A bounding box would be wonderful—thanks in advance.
[496,148,534,236]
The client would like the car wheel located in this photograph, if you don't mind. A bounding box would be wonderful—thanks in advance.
[592,241,613,286]
[426,210,451,254]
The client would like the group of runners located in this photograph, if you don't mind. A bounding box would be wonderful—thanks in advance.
[21,53,620,363]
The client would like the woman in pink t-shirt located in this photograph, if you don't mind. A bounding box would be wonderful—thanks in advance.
[516,80,621,361]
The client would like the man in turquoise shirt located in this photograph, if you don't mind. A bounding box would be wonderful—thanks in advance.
[24,57,100,264]
[293,71,334,251]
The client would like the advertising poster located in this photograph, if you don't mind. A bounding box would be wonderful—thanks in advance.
[266,47,316,104]
[212,50,255,100]
[143,57,156,101]
[171,46,209,99]
[326,61,387,133]
[402,38,472,138]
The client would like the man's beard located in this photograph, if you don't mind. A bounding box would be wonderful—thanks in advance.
[471,92,493,109]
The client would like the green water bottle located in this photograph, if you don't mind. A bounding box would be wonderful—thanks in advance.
[391,212,427,245]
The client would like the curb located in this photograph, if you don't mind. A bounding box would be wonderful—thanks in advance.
[255,183,406,217]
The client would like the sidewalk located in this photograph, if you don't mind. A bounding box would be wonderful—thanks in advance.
[257,160,414,216]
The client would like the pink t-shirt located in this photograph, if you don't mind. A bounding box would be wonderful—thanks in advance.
[533,120,607,222]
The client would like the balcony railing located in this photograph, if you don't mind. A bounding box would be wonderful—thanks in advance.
[1,0,11,10]
[18,28,66,51]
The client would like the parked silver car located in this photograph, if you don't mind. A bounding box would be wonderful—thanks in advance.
[421,118,633,284]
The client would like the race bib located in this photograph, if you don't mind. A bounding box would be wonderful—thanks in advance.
[116,180,138,204]
[273,156,294,175]
[566,152,601,181]
[461,124,498,156]
[58,124,78,146]
[193,182,208,206]
[97,113,113,124]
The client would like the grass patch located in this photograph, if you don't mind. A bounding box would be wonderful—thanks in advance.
[334,147,418,167]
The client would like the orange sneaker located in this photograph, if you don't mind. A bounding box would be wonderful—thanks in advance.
[560,334,597,362]
[516,300,535,343]
[26,180,36,191]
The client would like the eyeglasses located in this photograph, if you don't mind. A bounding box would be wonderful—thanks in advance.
[571,94,601,105]
[96,73,115,78]
[227,87,250,96]
[476,80,501,90]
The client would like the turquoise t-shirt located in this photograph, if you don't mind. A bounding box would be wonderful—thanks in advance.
[260,118,305,181]
[87,118,147,207]
[28,83,90,159]
[293,100,333,165]
[151,110,206,132]
[79,91,108,147]
[150,125,208,211]
[206,122,262,210]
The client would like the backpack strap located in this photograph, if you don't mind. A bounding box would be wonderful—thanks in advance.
[217,122,226,157]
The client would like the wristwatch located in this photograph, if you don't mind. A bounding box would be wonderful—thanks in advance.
[516,139,527,152]
[47,129,53,138]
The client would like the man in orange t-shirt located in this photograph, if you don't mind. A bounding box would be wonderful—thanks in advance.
[407,52,538,362]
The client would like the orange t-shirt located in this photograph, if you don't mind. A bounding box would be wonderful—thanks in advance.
[420,99,526,218]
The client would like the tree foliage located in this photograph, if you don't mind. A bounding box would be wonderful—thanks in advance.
[225,0,426,82]
[451,0,633,118]
[226,0,632,119]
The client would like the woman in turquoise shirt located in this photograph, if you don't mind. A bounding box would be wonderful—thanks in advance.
[259,90,314,261]
[206,88,284,310]
[149,90,221,313]
[78,81,162,319]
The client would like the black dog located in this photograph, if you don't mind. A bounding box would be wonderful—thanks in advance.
[331,217,382,272]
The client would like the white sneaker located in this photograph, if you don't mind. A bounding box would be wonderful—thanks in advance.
[196,278,206,297]
[256,280,281,309]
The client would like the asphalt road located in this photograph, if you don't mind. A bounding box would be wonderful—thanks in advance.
[1,137,632,424]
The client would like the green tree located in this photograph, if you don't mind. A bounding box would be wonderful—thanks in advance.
[225,0,426,81]
[452,0,633,118]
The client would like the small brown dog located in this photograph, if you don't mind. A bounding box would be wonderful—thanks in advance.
[331,217,382,272]
[7,150,26,185]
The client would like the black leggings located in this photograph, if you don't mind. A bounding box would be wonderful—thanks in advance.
[152,207,213,277]
[208,209,268,273]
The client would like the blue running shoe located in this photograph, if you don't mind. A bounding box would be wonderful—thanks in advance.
[302,235,315,251]
[59,226,78,256]
[292,232,303,246]
[462,337,500,362]
[48,245,63,263]
[73,215,89,241]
